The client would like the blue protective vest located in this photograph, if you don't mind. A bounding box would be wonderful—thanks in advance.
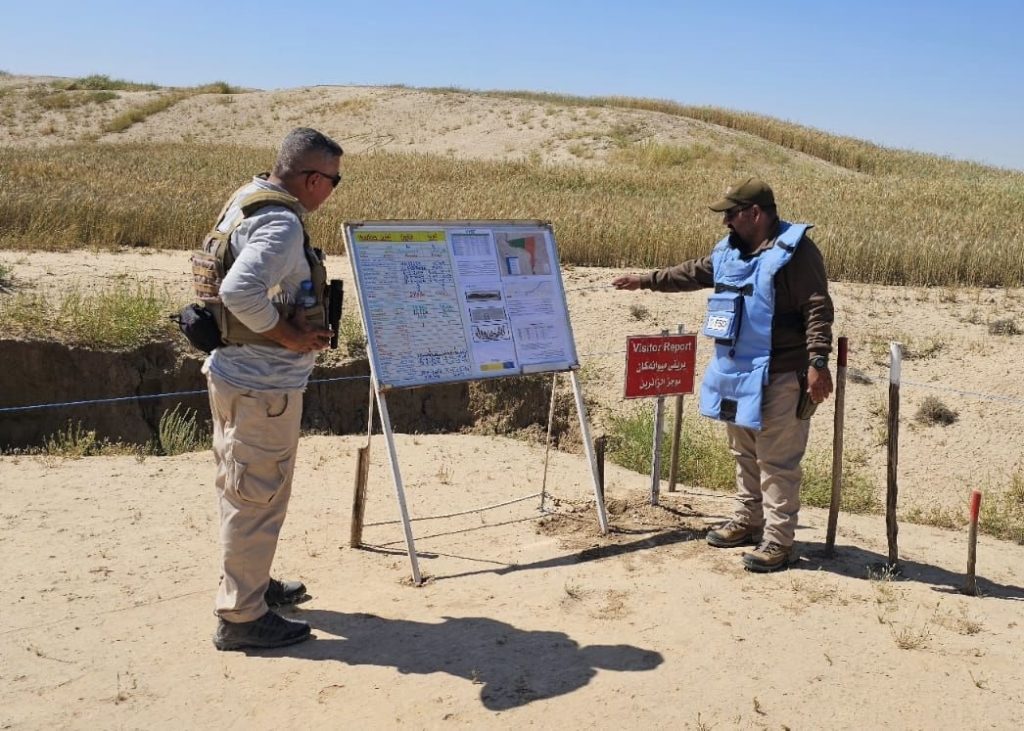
[698,221,810,430]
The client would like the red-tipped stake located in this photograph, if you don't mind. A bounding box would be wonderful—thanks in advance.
[964,490,982,595]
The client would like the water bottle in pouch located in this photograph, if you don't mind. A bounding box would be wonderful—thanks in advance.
[298,279,316,309]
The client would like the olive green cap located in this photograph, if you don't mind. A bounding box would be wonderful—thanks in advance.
[708,177,775,211]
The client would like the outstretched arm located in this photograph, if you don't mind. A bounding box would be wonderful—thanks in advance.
[612,256,715,293]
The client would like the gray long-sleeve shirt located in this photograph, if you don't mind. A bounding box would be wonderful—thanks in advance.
[640,224,834,374]
[204,178,317,391]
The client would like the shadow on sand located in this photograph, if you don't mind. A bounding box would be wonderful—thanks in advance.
[255,610,663,711]
[798,542,1024,600]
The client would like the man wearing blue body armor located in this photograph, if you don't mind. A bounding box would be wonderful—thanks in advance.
[613,178,834,572]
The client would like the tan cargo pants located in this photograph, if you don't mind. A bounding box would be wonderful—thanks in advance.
[725,371,811,546]
[207,371,303,623]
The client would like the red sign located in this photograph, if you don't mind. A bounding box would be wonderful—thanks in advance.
[624,334,697,399]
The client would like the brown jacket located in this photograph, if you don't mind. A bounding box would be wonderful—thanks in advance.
[640,223,834,374]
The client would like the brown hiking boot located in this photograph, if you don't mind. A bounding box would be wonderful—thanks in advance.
[742,540,794,573]
[706,519,763,548]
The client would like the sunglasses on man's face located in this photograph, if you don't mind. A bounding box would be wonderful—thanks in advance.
[303,169,342,188]
[724,205,751,221]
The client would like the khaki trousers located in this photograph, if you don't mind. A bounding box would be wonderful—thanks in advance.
[207,372,303,623]
[725,371,810,547]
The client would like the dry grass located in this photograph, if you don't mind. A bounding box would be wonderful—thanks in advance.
[0,282,176,349]
[53,74,160,92]
[1,141,1022,286]
[102,82,241,133]
[891,620,933,650]
[0,80,1022,285]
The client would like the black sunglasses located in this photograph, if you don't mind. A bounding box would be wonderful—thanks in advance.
[724,205,751,221]
[302,169,342,188]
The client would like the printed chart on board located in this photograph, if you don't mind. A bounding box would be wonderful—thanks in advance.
[345,221,579,389]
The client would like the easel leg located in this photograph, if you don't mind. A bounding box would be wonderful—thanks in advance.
[376,389,423,585]
[539,372,558,512]
[569,370,609,534]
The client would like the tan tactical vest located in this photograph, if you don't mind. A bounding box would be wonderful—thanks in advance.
[191,181,328,347]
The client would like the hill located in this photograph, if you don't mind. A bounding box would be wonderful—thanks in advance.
[1,74,1023,286]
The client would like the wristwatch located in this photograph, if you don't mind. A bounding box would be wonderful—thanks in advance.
[809,355,828,370]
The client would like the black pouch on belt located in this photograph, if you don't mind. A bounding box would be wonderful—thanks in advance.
[171,303,224,354]
[796,369,818,420]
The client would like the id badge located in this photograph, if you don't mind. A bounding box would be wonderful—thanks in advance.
[702,291,742,342]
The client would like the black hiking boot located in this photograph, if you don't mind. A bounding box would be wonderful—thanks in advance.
[264,578,309,608]
[213,610,311,651]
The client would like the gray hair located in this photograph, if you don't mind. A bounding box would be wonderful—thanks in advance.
[272,127,343,177]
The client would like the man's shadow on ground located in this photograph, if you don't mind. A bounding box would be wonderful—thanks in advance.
[798,543,1024,600]
[260,610,663,711]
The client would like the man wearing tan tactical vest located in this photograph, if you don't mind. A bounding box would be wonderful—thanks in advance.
[204,128,341,651]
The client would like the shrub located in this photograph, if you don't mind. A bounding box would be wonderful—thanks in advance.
[629,303,650,321]
[56,74,159,91]
[988,318,1021,336]
[43,421,141,457]
[158,404,211,455]
[914,396,958,426]
[195,81,243,95]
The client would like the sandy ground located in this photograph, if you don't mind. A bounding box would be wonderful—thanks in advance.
[2,75,1023,727]
[3,248,1023,516]
[2,248,1024,729]
[2,437,1024,730]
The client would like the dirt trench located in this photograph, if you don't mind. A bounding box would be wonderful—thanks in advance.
[0,340,581,450]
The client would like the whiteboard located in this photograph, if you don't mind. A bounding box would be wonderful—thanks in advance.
[345,220,580,390]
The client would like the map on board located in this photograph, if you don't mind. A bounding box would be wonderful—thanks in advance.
[346,222,579,390]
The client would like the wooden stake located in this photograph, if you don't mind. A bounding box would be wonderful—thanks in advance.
[825,336,848,555]
[964,490,982,596]
[594,434,606,503]
[349,384,376,548]
[886,342,902,569]
[349,445,370,547]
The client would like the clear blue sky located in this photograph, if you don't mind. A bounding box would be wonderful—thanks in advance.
[3,0,1022,170]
